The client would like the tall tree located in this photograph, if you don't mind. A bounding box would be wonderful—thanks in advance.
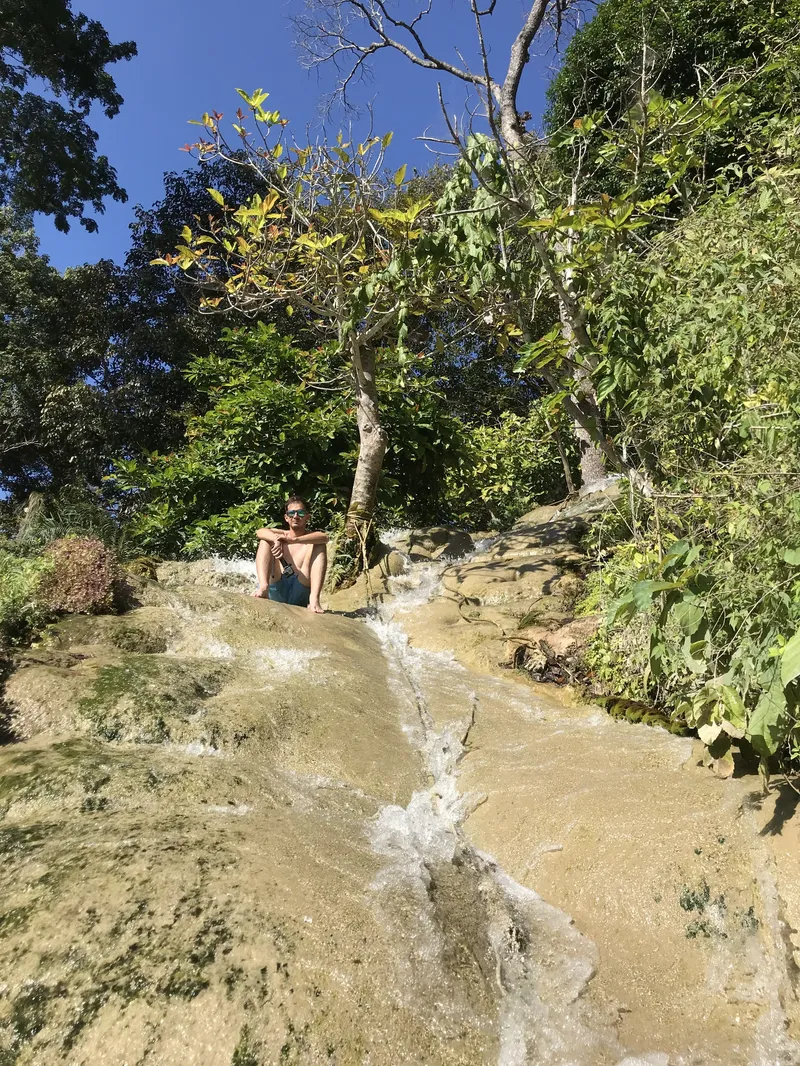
[0,159,312,499]
[154,93,434,545]
[0,209,115,492]
[295,0,782,493]
[295,0,626,489]
[0,0,136,231]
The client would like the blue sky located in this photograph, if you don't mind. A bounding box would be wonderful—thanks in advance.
[36,0,575,271]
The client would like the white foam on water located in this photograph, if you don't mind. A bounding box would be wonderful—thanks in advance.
[197,638,235,659]
[379,526,412,549]
[384,556,455,613]
[206,803,252,816]
[211,555,257,578]
[253,647,326,674]
[171,741,226,758]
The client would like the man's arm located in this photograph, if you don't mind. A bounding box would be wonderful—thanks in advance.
[288,531,329,545]
[255,527,285,542]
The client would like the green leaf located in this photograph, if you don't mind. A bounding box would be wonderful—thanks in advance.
[632,579,679,610]
[393,164,407,187]
[381,132,394,149]
[698,721,722,745]
[670,595,704,635]
[783,548,800,566]
[781,627,800,688]
[207,188,225,207]
[749,668,788,756]
[717,685,746,730]
[682,636,707,675]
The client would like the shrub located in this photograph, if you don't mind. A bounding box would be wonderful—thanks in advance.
[38,537,119,615]
[0,550,54,646]
[579,170,800,774]
[13,487,132,559]
[440,406,575,529]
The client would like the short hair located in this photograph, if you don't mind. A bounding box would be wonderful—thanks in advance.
[285,495,310,512]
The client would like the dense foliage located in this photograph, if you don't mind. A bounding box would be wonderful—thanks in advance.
[579,169,800,776]
[114,325,569,556]
[546,0,800,133]
[0,159,307,498]
[0,550,54,648]
[0,0,136,231]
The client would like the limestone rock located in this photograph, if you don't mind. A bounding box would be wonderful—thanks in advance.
[431,531,474,560]
[409,526,453,552]
[156,558,253,592]
[383,549,408,577]
[409,547,433,562]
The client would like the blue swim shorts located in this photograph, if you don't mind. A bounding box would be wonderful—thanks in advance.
[268,572,311,607]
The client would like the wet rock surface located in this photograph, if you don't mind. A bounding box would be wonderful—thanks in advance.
[1,531,800,1065]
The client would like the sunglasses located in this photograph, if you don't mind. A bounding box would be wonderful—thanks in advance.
[286,509,307,518]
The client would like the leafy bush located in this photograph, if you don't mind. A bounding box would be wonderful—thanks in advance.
[581,169,800,775]
[441,407,575,529]
[0,550,54,646]
[38,537,119,615]
[12,486,133,558]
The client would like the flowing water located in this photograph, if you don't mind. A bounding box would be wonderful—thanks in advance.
[1,549,799,1064]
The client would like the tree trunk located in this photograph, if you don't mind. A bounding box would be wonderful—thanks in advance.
[572,367,608,491]
[558,313,608,491]
[346,340,387,538]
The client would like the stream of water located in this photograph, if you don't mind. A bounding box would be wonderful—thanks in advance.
[364,560,669,1066]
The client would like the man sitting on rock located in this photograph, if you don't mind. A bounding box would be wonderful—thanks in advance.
[251,496,328,613]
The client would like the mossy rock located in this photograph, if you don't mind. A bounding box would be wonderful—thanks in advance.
[124,557,159,580]
[79,654,231,744]
[41,611,174,655]
[599,697,692,737]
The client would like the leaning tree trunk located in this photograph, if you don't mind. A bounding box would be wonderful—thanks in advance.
[346,340,388,541]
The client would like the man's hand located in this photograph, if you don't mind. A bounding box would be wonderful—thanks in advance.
[270,535,286,560]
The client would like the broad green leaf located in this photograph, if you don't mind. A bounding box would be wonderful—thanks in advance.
[784,548,800,566]
[393,164,407,187]
[781,627,800,687]
[720,718,745,740]
[698,721,722,745]
[207,188,225,206]
[717,685,746,730]
[682,636,707,675]
[670,595,704,635]
[749,669,788,756]
[632,579,679,610]
[608,593,636,625]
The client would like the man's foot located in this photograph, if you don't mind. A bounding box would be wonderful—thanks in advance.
[251,586,269,599]
[307,601,324,614]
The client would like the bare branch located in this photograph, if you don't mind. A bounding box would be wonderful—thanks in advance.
[499,0,551,147]
[294,0,500,109]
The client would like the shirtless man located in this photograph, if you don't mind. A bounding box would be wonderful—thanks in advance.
[251,496,328,613]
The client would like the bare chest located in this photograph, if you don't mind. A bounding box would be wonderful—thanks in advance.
[283,540,312,571]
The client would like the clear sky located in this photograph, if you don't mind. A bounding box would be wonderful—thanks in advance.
[35,0,574,271]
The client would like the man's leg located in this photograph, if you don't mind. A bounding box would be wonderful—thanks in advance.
[252,540,272,597]
[307,543,327,613]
